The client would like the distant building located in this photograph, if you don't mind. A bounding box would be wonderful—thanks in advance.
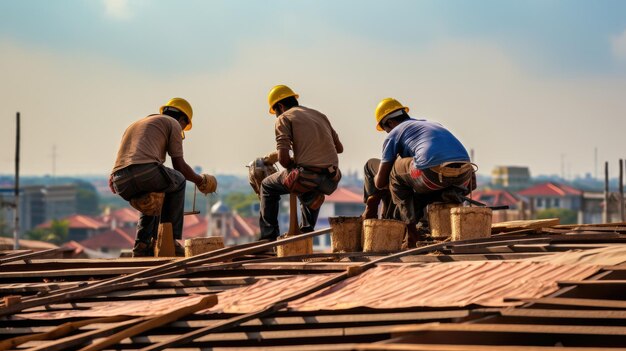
[518,182,583,212]
[471,189,529,222]
[207,201,258,245]
[37,214,109,242]
[0,185,77,234]
[491,166,531,190]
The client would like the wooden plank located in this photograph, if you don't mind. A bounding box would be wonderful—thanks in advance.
[518,297,626,309]
[394,323,626,335]
[356,343,625,351]
[0,267,146,279]
[557,280,626,287]
[23,317,145,351]
[498,308,626,319]
[0,248,62,265]
[78,295,217,351]
[0,316,131,351]
[491,219,560,234]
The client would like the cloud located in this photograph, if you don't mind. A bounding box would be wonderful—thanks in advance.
[611,28,626,61]
[103,0,132,20]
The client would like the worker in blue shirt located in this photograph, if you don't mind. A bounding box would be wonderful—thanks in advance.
[362,98,476,247]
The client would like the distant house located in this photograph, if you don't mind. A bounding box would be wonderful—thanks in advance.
[517,182,583,212]
[207,201,258,245]
[100,207,140,229]
[78,227,135,257]
[471,189,529,222]
[37,214,109,242]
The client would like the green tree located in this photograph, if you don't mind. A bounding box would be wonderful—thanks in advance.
[75,181,100,215]
[26,219,69,245]
[224,192,260,217]
[537,208,577,225]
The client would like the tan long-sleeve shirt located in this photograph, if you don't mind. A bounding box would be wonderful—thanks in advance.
[275,106,341,168]
[112,114,184,173]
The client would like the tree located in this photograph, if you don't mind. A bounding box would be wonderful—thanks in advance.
[537,208,577,225]
[224,192,260,217]
[26,219,69,244]
[75,181,100,215]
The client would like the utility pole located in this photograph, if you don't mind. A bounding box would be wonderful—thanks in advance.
[14,112,20,250]
[560,153,565,180]
[603,161,609,224]
[594,147,598,179]
[52,144,57,181]
[619,158,626,222]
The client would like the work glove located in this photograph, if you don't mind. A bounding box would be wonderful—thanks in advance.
[198,174,218,194]
[262,151,279,165]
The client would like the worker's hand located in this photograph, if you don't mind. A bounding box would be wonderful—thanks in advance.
[198,174,217,194]
[263,151,279,165]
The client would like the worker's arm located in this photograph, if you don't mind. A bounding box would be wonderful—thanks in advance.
[374,161,393,189]
[278,148,293,169]
[171,156,203,185]
[334,138,344,154]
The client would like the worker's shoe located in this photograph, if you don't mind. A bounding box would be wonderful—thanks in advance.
[403,223,431,249]
[132,241,154,257]
[174,240,186,257]
[130,192,164,216]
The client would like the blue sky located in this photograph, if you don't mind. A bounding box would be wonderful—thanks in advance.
[1,0,626,178]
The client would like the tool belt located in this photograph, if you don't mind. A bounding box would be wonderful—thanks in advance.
[429,162,475,182]
[282,165,340,195]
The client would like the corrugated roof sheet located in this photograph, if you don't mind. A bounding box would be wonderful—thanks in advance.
[204,261,598,314]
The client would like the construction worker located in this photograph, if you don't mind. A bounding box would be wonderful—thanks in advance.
[110,98,217,257]
[259,85,343,241]
[363,98,475,247]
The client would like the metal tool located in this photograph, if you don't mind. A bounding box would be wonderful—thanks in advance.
[184,185,200,216]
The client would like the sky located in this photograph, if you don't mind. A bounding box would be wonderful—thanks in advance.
[1,0,626,179]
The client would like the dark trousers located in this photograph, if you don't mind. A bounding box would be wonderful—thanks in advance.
[259,170,333,241]
[112,163,186,244]
[389,157,474,225]
[363,158,398,219]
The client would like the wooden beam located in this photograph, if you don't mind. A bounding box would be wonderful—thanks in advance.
[498,308,626,319]
[517,297,626,309]
[77,295,217,351]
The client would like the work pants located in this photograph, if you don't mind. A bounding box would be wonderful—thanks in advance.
[111,163,186,244]
[363,158,398,219]
[259,169,337,241]
[389,157,475,225]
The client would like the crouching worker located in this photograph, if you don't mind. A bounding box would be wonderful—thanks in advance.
[110,97,217,257]
[259,85,343,241]
[365,98,476,248]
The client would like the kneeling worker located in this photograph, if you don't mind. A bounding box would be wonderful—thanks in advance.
[364,98,475,247]
[259,85,343,241]
[110,98,217,257]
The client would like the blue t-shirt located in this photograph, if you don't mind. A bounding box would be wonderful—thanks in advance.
[381,118,470,169]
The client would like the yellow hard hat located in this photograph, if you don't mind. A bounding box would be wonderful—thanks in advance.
[160,97,193,131]
[374,97,409,131]
[267,85,299,114]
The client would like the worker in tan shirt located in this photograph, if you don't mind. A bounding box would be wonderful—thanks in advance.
[259,85,343,241]
[110,98,217,257]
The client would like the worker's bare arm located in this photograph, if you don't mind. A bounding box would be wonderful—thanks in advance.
[171,156,203,185]
[374,161,393,189]
[278,148,293,169]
